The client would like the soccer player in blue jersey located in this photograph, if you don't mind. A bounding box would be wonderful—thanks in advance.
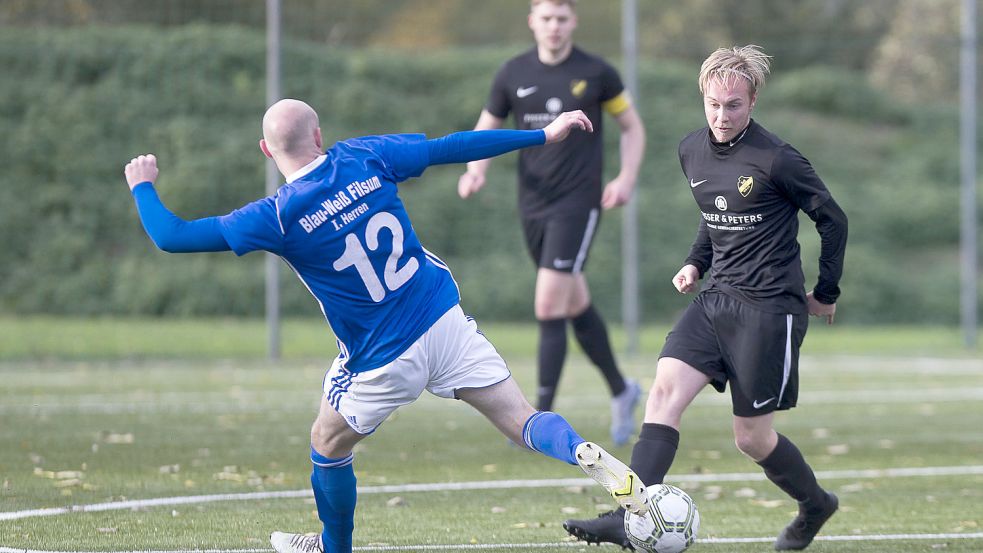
[124,99,647,553]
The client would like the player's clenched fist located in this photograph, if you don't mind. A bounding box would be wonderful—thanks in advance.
[543,110,594,144]
[672,264,700,294]
[124,154,159,190]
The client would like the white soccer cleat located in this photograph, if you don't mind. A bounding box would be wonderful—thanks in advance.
[575,441,648,515]
[270,531,323,553]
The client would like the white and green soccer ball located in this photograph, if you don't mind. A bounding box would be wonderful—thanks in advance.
[623,483,700,553]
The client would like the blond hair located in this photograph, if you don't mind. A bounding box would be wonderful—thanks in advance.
[531,0,576,9]
[699,45,771,96]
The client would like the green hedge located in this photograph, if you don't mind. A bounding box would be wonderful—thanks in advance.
[0,25,972,323]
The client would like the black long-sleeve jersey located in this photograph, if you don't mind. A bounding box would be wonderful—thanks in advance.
[678,120,848,315]
[485,46,629,218]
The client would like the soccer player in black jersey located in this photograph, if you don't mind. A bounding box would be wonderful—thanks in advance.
[564,45,848,551]
[458,0,647,446]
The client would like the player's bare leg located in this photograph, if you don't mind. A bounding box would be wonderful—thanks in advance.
[460,378,646,514]
[459,376,536,446]
[272,396,367,553]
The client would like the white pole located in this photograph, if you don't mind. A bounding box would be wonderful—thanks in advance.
[266,0,282,359]
[961,0,978,348]
[621,0,640,355]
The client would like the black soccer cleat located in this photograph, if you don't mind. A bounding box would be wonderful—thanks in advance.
[563,507,632,550]
[774,492,839,551]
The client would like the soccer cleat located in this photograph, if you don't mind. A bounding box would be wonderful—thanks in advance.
[610,378,642,446]
[563,508,631,549]
[774,492,839,550]
[575,441,647,515]
[270,531,323,553]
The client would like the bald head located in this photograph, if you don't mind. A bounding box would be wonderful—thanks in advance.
[262,99,321,157]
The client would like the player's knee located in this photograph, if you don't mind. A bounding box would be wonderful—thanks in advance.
[733,431,767,459]
[310,421,328,451]
[310,419,340,456]
[645,381,682,420]
[534,299,567,320]
[646,380,670,407]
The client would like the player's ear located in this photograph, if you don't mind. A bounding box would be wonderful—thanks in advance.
[314,128,323,151]
[259,139,273,159]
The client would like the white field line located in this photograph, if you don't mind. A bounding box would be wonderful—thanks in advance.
[803,355,983,374]
[3,464,983,523]
[2,533,983,553]
[6,386,983,415]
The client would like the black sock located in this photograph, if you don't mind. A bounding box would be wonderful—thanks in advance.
[536,318,567,411]
[757,433,827,512]
[629,423,680,485]
[571,304,626,396]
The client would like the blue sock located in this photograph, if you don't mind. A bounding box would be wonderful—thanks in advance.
[310,447,357,553]
[521,411,585,465]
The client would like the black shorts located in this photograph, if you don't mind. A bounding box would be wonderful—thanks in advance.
[521,208,600,274]
[660,290,808,417]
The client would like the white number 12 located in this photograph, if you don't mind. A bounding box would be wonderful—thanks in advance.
[332,211,419,302]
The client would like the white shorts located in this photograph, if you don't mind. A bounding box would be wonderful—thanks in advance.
[322,305,510,435]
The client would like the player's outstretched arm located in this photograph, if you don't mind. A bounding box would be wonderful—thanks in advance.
[427,111,590,170]
[124,154,230,253]
[458,110,504,199]
[427,111,592,171]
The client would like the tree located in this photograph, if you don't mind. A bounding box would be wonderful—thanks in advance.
[869,0,961,103]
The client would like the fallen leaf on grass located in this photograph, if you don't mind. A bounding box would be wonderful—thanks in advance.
[53,478,82,488]
[100,432,134,444]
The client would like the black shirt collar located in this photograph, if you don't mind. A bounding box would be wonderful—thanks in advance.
[708,120,754,152]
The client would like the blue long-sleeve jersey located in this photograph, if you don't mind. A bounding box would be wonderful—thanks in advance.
[132,129,545,371]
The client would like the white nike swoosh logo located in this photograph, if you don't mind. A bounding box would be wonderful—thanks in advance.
[690,179,707,188]
[517,86,538,98]
[553,258,574,269]
[752,397,777,409]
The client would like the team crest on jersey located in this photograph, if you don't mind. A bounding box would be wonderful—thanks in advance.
[570,79,587,98]
[737,175,754,197]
